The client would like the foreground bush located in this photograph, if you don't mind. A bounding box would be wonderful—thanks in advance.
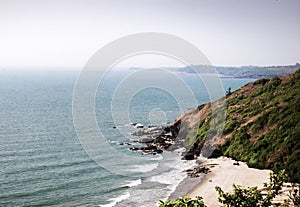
[159,196,206,207]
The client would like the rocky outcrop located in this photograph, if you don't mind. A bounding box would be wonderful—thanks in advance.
[129,102,220,157]
[185,166,210,178]
[130,125,179,154]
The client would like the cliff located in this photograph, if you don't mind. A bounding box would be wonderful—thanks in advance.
[167,69,300,183]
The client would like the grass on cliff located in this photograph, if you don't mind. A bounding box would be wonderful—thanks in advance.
[194,69,300,183]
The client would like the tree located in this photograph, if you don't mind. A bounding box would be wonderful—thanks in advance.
[226,87,232,96]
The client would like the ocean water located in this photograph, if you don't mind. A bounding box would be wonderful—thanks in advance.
[0,68,255,207]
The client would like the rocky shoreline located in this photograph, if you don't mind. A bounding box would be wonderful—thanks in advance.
[129,123,213,179]
[128,103,221,160]
[129,123,180,155]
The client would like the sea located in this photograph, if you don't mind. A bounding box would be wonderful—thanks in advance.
[0,67,255,207]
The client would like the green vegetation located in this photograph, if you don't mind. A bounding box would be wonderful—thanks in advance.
[159,196,206,207]
[284,184,300,207]
[160,70,300,207]
[190,69,300,182]
[221,70,300,183]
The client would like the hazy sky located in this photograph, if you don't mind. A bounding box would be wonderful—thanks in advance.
[0,0,299,68]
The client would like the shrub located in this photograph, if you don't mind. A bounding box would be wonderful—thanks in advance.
[223,118,239,135]
[159,196,206,207]
[254,78,269,85]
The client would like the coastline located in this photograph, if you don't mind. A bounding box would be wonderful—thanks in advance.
[187,156,271,206]
[170,156,271,207]
[168,175,203,200]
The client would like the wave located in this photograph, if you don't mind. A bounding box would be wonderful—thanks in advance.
[98,179,141,207]
[107,140,119,144]
[127,163,158,173]
[150,169,186,186]
[149,152,196,200]
[122,179,142,188]
[99,192,130,207]
[149,154,163,161]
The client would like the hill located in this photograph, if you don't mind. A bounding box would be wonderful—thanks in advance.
[162,69,300,183]
[220,69,300,183]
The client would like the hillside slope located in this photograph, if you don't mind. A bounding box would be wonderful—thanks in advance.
[170,69,300,183]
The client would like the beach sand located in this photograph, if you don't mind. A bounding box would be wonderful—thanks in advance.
[186,156,271,207]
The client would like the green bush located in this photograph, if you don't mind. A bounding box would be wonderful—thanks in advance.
[223,119,238,135]
[159,196,206,207]
[253,78,269,85]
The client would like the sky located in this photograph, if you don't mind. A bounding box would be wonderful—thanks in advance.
[0,0,299,69]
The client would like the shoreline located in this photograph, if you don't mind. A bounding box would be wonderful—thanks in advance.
[170,156,271,207]
[168,175,203,200]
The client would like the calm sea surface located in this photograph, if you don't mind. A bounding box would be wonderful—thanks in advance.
[0,68,254,206]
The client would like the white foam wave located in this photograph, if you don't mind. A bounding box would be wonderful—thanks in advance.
[99,192,130,207]
[149,154,163,161]
[127,163,158,173]
[107,140,118,144]
[150,152,196,196]
[122,179,142,188]
[150,169,185,185]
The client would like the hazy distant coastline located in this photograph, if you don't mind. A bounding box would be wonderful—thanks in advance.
[165,63,300,78]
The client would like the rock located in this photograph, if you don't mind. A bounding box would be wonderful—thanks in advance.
[186,166,210,178]
[129,144,163,154]
[156,149,163,154]
[138,137,155,143]
[154,136,166,144]
[136,124,144,128]
[141,145,157,151]
[183,152,195,160]
[119,142,131,146]
[130,147,139,151]
[129,122,181,156]
[233,161,240,166]
[148,125,157,128]
[183,142,202,160]
[131,123,144,128]
[131,126,165,136]
[207,149,222,159]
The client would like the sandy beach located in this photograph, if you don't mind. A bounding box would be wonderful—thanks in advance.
[186,156,271,207]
